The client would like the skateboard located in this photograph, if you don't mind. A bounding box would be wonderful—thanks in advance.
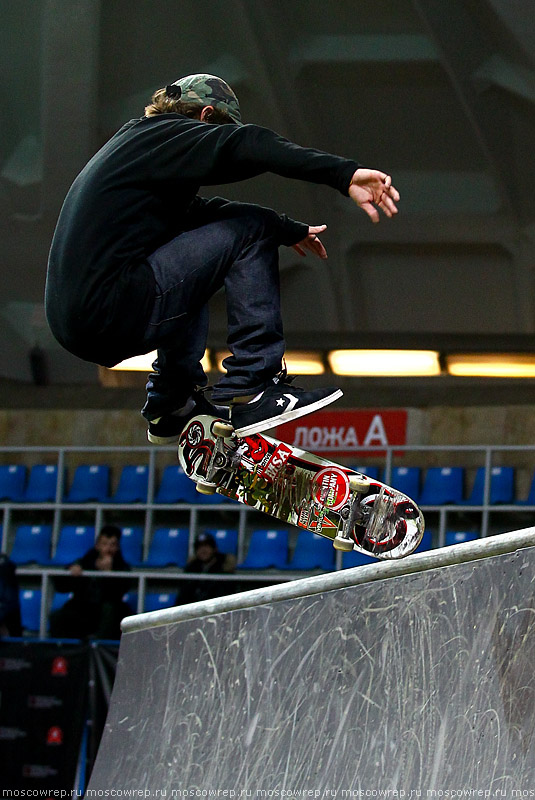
[177,415,425,560]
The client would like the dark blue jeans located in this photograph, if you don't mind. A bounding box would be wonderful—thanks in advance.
[141,210,285,420]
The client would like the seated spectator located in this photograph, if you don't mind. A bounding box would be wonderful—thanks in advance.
[177,533,236,606]
[49,525,132,640]
[0,554,22,637]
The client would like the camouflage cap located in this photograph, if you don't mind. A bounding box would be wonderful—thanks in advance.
[166,73,242,125]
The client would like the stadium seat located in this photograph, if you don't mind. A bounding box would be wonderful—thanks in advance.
[107,465,149,504]
[142,527,190,567]
[419,467,464,505]
[237,529,289,569]
[517,471,535,505]
[49,525,95,565]
[342,550,375,568]
[24,464,60,502]
[118,526,144,566]
[445,530,479,546]
[0,465,26,501]
[282,530,335,571]
[19,589,42,632]
[414,529,434,552]
[390,467,421,501]
[204,528,238,555]
[65,465,110,502]
[460,467,514,505]
[144,592,177,612]
[10,524,52,565]
[50,592,73,613]
[350,465,380,480]
[154,466,199,503]
[122,591,139,614]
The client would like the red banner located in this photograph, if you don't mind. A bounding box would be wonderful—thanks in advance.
[275,409,407,458]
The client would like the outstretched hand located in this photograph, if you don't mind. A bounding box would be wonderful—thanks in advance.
[349,168,400,223]
[291,225,328,259]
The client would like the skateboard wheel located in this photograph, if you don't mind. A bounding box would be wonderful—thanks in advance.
[196,479,217,495]
[349,475,370,493]
[213,421,234,438]
[333,534,355,552]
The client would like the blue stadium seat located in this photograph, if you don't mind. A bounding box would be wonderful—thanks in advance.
[19,589,42,632]
[282,530,335,571]
[144,592,177,612]
[107,465,149,504]
[414,529,434,552]
[24,464,60,502]
[65,465,110,502]
[342,550,375,568]
[460,467,514,505]
[237,529,289,569]
[122,591,139,614]
[205,528,238,555]
[10,524,52,565]
[118,526,144,566]
[419,467,464,505]
[391,467,421,501]
[0,465,26,501]
[350,465,380,480]
[154,466,198,503]
[445,530,479,546]
[142,527,190,567]
[50,592,73,613]
[50,525,95,565]
[517,471,535,505]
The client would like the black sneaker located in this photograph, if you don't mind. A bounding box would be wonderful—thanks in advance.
[231,375,343,437]
[147,391,229,445]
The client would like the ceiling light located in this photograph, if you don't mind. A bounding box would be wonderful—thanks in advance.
[216,350,324,374]
[447,353,535,378]
[109,351,211,372]
[328,349,441,376]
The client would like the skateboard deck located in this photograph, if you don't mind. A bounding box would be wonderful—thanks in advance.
[178,415,425,560]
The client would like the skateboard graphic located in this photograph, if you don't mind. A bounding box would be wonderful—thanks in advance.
[178,415,425,560]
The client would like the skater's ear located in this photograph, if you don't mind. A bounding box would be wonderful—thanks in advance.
[200,105,215,122]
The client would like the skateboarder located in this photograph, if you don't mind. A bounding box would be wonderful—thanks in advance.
[46,74,399,442]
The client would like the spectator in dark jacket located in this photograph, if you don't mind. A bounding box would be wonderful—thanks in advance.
[49,525,132,640]
[178,532,236,606]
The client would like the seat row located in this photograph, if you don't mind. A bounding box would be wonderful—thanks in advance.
[0,463,532,506]
[19,529,483,633]
[6,522,483,572]
[18,588,181,633]
[0,464,229,505]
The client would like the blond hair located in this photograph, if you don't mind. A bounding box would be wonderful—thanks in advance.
[144,88,234,124]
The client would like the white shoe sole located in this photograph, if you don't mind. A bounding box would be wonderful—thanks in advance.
[234,389,343,438]
[147,431,181,445]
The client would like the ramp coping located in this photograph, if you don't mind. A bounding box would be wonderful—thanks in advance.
[121,526,535,634]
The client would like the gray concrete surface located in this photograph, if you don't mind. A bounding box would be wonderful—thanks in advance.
[88,528,535,794]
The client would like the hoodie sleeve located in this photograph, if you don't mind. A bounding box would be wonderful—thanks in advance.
[183,195,309,246]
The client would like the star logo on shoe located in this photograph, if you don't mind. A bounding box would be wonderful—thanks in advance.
[276,398,286,407]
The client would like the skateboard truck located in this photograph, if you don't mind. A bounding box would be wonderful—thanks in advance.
[195,420,235,494]
[333,475,370,551]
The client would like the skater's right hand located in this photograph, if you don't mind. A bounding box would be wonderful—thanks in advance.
[348,169,400,223]
[69,563,83,576]
[291,225,328,259]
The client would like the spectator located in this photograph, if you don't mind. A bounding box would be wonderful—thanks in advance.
[0,554,22,637]
[178,533,236,605]
[49,525,132,640]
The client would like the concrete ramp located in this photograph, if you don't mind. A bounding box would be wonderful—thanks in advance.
[88,528,535,794]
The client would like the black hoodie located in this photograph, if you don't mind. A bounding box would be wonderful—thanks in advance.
[46,114,359,366]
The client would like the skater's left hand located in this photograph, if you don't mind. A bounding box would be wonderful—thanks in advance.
[291,225,328,259]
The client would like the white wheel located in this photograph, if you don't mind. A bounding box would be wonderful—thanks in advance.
[196,480,217,495]
[213,421,234,438]
[349,475,370,493]
[333,534,354,552]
